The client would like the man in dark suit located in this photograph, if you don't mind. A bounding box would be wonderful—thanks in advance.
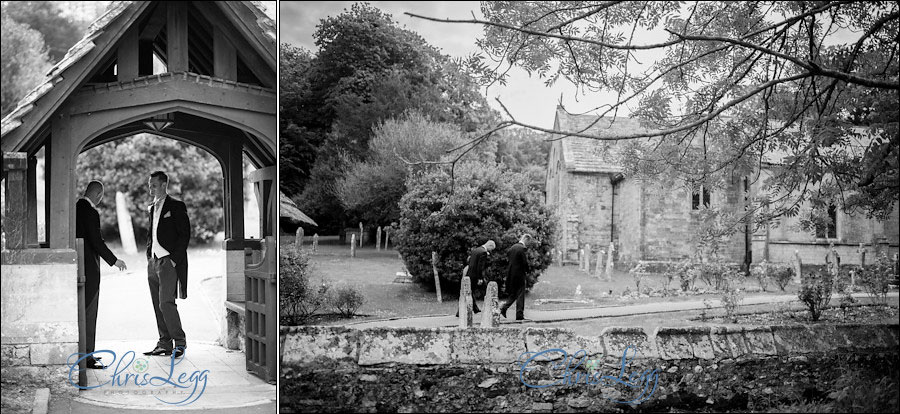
[501,234,532,321]
[75,181,127,369]
[143,171,190,359]
[456,240,495,316]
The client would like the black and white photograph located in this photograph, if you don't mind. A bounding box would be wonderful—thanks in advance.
[2,1,277,412]
[277,1,898,413]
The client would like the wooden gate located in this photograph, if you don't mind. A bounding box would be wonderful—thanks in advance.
[245,235,276,382]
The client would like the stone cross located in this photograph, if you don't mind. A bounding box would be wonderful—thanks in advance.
[350,234,356,258]
[312,233,319,253]
[459,276,473,328]
[359,222,364,247]
[295,227,304,253]
[584,244,591,273]
[594,250,605,279]
[793,249,802,284]
[605,243,616,282]
[481,281,499,328]
[431,251,442,303]
[376,226,382,251]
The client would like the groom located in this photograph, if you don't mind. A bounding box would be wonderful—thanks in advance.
[144,171,190,358]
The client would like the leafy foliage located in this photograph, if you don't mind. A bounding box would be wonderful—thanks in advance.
[1,12,52,116]
[856,252,896,305]
[798,269,834,321]
[330,284,365,318]
[280,248,330,325]
[1,1,83,62]
[751,260,794,292]
[393,163,555,293]
[720,269,745,323]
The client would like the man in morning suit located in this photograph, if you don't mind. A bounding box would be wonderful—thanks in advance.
[456,240,495,316]
[144,171,190,358]
[75,181,127,369]
[501,234,532,321]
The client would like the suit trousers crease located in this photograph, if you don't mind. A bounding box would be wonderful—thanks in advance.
[85,281,100,355]
[148,256,186,349]
[502,285,526,319]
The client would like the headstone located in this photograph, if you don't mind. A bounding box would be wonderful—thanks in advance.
[605,243,615,282]
[481,281,499,328]
[584,244,591,273]
[359,222,364,247]
[312,233,319,253]
[431,251,442,303]
[556,249,563,267]
[594,250,605,278]
[793,249,802,283]
[459,276,473,328]
[115,191,138,254]
[858,243,867,268]
[384,228,390,249]
[295,227,304,253]
[826,244,840,277]
[350,234,356,258]
[376,226,382,251]
[579,249,585,271]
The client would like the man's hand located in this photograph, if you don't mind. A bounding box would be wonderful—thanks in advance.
[115,259,127,271]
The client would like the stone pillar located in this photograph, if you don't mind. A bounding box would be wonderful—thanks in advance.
[50,117,75,249]
[358,222,364,247]
[481,281,499,328]
[350,234,356,258]
[2,153,27,249]
[431,251,442,303]
[605,243,616,282]
[312,233,319,253]
[793,250,802,284]
[295,227,304,253]
[115,191,138,254]
[594,250,605,279]
[584,244,591,273]
[376,226,382,251]
[459,276,473,328]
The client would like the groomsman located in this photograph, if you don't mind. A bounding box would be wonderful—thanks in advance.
[75,181,127,369]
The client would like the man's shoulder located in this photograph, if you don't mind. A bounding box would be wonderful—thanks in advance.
[167,196,187,209]
[75,198,93,213]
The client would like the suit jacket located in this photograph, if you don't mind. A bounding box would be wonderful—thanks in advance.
[147,195,191,298]
[467,246,489,282]
[75,198,118,288]
[505,242,529,291]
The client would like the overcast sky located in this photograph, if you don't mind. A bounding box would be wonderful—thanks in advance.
[278,1,625,129]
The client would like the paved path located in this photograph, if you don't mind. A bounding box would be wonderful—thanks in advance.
[345,292,900,329]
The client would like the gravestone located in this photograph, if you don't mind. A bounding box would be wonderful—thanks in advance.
[594,250,605,279]
[481,281,499,328]
[556,249,563,267]
[584,244,591,273]
[295,227,304,253]
[350,234,356,258]
[384,228,390,249]
[431,251,442,303]
[793,250,802,283]
[358,222,364,247]
[579,249,585,271]
[115,191,138,254]
[376,227,382,251]
[605,243,615,282]
[459,276,473,328]
[312,233,319,253]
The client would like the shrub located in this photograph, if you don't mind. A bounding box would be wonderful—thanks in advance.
[750,260,771,291]
[393,163,555,294]
[629,261,651,292]
[772,266,794,291]
[834,275,858,318]
[699,261,740,291]
[798,270,833,321]
[331,285,366,318]
[280,248,330,325]
[856,252,894,305]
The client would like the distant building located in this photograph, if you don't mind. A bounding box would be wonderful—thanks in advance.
[545,106,899,266]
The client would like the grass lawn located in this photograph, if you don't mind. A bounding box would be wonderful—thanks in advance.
[281,233,812,323]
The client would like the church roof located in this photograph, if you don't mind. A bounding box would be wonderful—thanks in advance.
[555,106,654,173]
[1,1,276,148]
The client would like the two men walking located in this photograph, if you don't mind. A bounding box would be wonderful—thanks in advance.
[458,234,533,322]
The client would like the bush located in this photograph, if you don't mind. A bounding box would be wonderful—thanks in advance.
[751,260,772,291]
[280,248,330,325]
[856,252,894,305]
[629,262,651,292]
[798,270,833,321]
[699,261,741,291]
[751,261,794,292]
[772,266,794,291]
[331,285,365,318]
[393,163,555,294]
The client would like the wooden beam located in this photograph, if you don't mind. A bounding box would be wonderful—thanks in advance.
[139,40,154,75]
[214,26,237,81]
[2,153,28,249]
[118,26,140,81]
[166,1,188,72]
[139,2,166,41]
[49,116,75,249]
[191,2,274,88]
[225,139,244,239]
[26,155,38,246]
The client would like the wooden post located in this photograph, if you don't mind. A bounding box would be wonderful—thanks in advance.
[3,153,28,249]
[350,234,356,258]
[793,250,802,284]
[376,226,382,251]
[584,244,591,273]
[594,250,605,279]
[295,227,304,253]
[118,26,139,81]
[459,276,473,328]
[213,26,237,81]
[166,2,188,72]
[605,243,615,282]
[431,251,442,303]
[482,281,499,327]
[115,191,138,254]
[312,233,319,253]
[359,222,364,247]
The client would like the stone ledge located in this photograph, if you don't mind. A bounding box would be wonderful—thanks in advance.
[1,250,76,265]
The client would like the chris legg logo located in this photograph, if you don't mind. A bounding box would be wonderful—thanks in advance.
[67,350,209,406]
[516,345,660,405]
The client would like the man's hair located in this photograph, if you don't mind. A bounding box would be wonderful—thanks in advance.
[519,234,533,243]
[85,180,103,196]
[150,171,169,184]
[484,240,496,250]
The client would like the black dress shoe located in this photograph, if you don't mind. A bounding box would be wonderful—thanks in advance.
[172,347,186,359]
[86,358,105,369]
[143,347,172,356]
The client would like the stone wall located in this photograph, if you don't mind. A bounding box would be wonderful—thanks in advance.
[1,249,78,380]
[280,323,899,412]
[555,172,615,261]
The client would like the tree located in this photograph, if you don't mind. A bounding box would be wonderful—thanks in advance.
[2,1,83,62]
[1,12,52,116]
[409,1,899,230]
[393,162,555,293]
